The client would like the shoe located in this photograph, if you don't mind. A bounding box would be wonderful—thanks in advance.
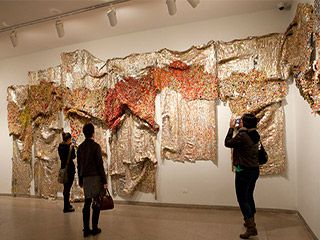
[63,207,75,213]
[92,228,102,236]
[83,229,92,237]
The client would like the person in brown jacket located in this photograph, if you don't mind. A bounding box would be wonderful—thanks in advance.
[225,113,260,239]
[77,123,107,237]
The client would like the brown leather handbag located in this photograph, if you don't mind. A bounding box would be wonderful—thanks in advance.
[100,189,114,211]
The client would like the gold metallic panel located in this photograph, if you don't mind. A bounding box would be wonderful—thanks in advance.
[283,3,320,114]
[61,49,109,90]
[161,88,217,163]
[7,85,29,137]
[283,4,314,74]
[106,52,159,83]
[11,137,32,195]
[217,33,287,80]
[28,66,62,86]
[219,70,287,115]
[257,102,286,175]
[157,43,217,74]
[64,87,108,121]
[33,113,62,199]
[109,112,157,197]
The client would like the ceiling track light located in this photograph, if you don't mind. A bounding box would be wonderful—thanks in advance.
[10,30,17,48]
[166,0,177,16]
[107,8,117,27]
[55,20,65,38]
[187,0,200,8]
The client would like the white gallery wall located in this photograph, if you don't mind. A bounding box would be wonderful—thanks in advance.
[1,4,318,237]
[296,89,320,238]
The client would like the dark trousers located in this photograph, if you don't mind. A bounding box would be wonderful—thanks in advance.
[235,167,259,220]
[83,197,101,231]
[63,173,74,209]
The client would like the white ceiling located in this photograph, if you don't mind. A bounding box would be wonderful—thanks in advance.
[0,0,297,61]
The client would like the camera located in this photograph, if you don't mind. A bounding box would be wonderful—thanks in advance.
[235,118,241,127]
[71,138,76,145]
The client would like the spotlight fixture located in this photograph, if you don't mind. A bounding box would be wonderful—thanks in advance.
[55,20,65,38]
[277,2,291,11]
[107,8,117,27]
[166,0,177,16]
[10,30,17,48]
[187,0,200,8]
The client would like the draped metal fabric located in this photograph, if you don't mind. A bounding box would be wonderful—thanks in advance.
[109,112,157,197]
[33,114,62,198]
[283,4,320,114]
[161,88,217,163]
[256,102,286,175]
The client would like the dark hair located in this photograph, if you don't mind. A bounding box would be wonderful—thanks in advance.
[83,123,94,139]
[242,113,257,129]
[62,132,72,142]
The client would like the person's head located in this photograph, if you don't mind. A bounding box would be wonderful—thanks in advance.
[83,123,94,139]
[62,132,72,143]
[241,113,258,129]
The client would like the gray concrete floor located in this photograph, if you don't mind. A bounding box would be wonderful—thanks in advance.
[0,196,314,240]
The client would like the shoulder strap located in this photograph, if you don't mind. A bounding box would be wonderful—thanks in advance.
[65,145,72,170]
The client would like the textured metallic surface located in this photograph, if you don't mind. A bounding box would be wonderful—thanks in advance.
[217,33,288,80]
[33,115,62,199]
[106,52,159,84]
[28,66,62,86]
[9,4,320,198]
[283,4,320,114]
[7,85,29,137]
[11,137,32,195]
[65,87,107,121]
[257,102,286,175]
[105,75,158,130]
[219,70,287,115]
[283,4,314,73]
[153,60,218,101]
[109,112,156,196]
[157,44,217,74]
[161,88,217,163]
[61,50,109,90]
[316,0,320,16]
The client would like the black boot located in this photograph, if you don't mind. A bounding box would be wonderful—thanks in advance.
[82,206,92,237]
[240,217,258,239]
[92,201,102,235]
[63,192,75,213]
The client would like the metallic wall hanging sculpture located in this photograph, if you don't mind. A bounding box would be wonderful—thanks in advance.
[6,3,319,198]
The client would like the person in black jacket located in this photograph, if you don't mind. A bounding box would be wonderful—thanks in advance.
[77,123,107,237]
[225,113,260,239]
[58,132,76,213]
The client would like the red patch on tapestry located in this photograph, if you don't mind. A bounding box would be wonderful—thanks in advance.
[105,75,158,131]
[153,60,218,101]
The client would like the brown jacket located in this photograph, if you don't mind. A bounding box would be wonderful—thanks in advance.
[224,127,260,168]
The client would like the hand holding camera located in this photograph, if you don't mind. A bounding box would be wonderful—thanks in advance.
[235,118,241,128]
[230,117,241,128]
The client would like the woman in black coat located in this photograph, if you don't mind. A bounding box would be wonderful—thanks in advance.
[58,132,76,213]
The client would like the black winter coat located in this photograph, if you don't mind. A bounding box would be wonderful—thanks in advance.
[77,138,107,186]
[224,127,260,168]
[58,142,76,174]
